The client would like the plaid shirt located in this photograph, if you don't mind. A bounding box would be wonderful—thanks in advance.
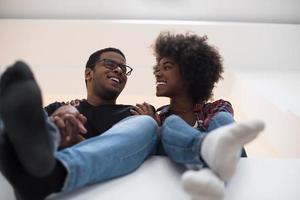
[157,99,234,131]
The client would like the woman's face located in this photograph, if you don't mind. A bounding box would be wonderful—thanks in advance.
[154,57,188,98]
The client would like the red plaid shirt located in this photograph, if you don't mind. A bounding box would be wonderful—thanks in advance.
[157,99,234,131]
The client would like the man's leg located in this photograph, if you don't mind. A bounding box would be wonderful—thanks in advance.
[0,115,157,199]
[57,115,158,193]
[0,113,157,199]
[0,61,67,199]
[0,131,66,200]
[0,61,158,199]
[0,61,56,177]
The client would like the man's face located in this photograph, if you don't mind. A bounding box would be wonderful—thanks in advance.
[86,51,128,101]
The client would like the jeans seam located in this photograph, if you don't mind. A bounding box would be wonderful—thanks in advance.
[161,136,196,150]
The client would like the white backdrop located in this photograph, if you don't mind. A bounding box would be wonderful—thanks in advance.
[0,19,300,157]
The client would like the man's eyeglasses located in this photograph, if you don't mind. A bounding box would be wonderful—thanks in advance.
[96,59,133,76]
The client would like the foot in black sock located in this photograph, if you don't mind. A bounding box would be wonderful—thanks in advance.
[0,132,66,200]
[0,61,34,94]
[0,62,55,177]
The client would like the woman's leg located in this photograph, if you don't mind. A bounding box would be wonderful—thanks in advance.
[160,112,234,165]
[206,112,235,132]
[160,115,204,165]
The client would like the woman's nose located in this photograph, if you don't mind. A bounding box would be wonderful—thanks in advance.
[154,69,161,76]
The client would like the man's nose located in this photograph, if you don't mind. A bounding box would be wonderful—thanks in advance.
[113,66,123,74]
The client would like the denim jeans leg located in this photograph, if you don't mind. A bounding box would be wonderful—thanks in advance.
[160,115,204,165]
[160,112,235,166]
[56,115,158,193]
[43,110,60,151]
[206,112,234,132]
[0,117,3,132]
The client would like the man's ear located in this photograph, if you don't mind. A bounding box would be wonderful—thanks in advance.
[85,68,92,82]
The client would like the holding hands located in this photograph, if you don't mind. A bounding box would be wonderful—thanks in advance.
[50,104,87,149]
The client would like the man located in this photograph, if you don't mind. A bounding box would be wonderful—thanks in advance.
[0,48,158,200]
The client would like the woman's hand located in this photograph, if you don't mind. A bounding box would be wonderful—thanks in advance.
[65,99,84,107]
[130,102,161,125]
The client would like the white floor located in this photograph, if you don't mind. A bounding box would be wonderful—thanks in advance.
[1,156,300,200]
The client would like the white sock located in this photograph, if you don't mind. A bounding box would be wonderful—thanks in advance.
[182,169,225,200]
[201,120,265,181]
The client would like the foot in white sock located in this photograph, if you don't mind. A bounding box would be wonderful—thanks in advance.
[182,168,225,200]
[201,120,265,181]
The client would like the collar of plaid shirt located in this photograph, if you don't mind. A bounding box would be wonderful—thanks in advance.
[157,99,234,131]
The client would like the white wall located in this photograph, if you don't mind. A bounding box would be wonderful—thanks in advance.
[0,19,299,157]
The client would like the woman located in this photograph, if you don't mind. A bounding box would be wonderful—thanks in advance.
[132,32,264,200]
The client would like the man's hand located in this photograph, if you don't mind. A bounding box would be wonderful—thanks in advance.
[50,105,87,149]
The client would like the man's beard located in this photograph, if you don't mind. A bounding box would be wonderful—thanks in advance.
[95,87,120,101]
[102,91,119,101]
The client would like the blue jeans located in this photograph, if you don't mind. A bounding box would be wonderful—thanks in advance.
[0,118,3,132]
[1,112,157,194]
[160,112,235,165]
[55,115,158,193]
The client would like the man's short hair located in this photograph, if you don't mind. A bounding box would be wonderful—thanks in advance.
[86,47,126,70]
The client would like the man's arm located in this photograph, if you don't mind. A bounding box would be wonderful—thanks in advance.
[44,101,66,116]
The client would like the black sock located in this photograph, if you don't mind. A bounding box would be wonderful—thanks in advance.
[0,133,66,200]
[0,61,55,177]
[0,61,34,93]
